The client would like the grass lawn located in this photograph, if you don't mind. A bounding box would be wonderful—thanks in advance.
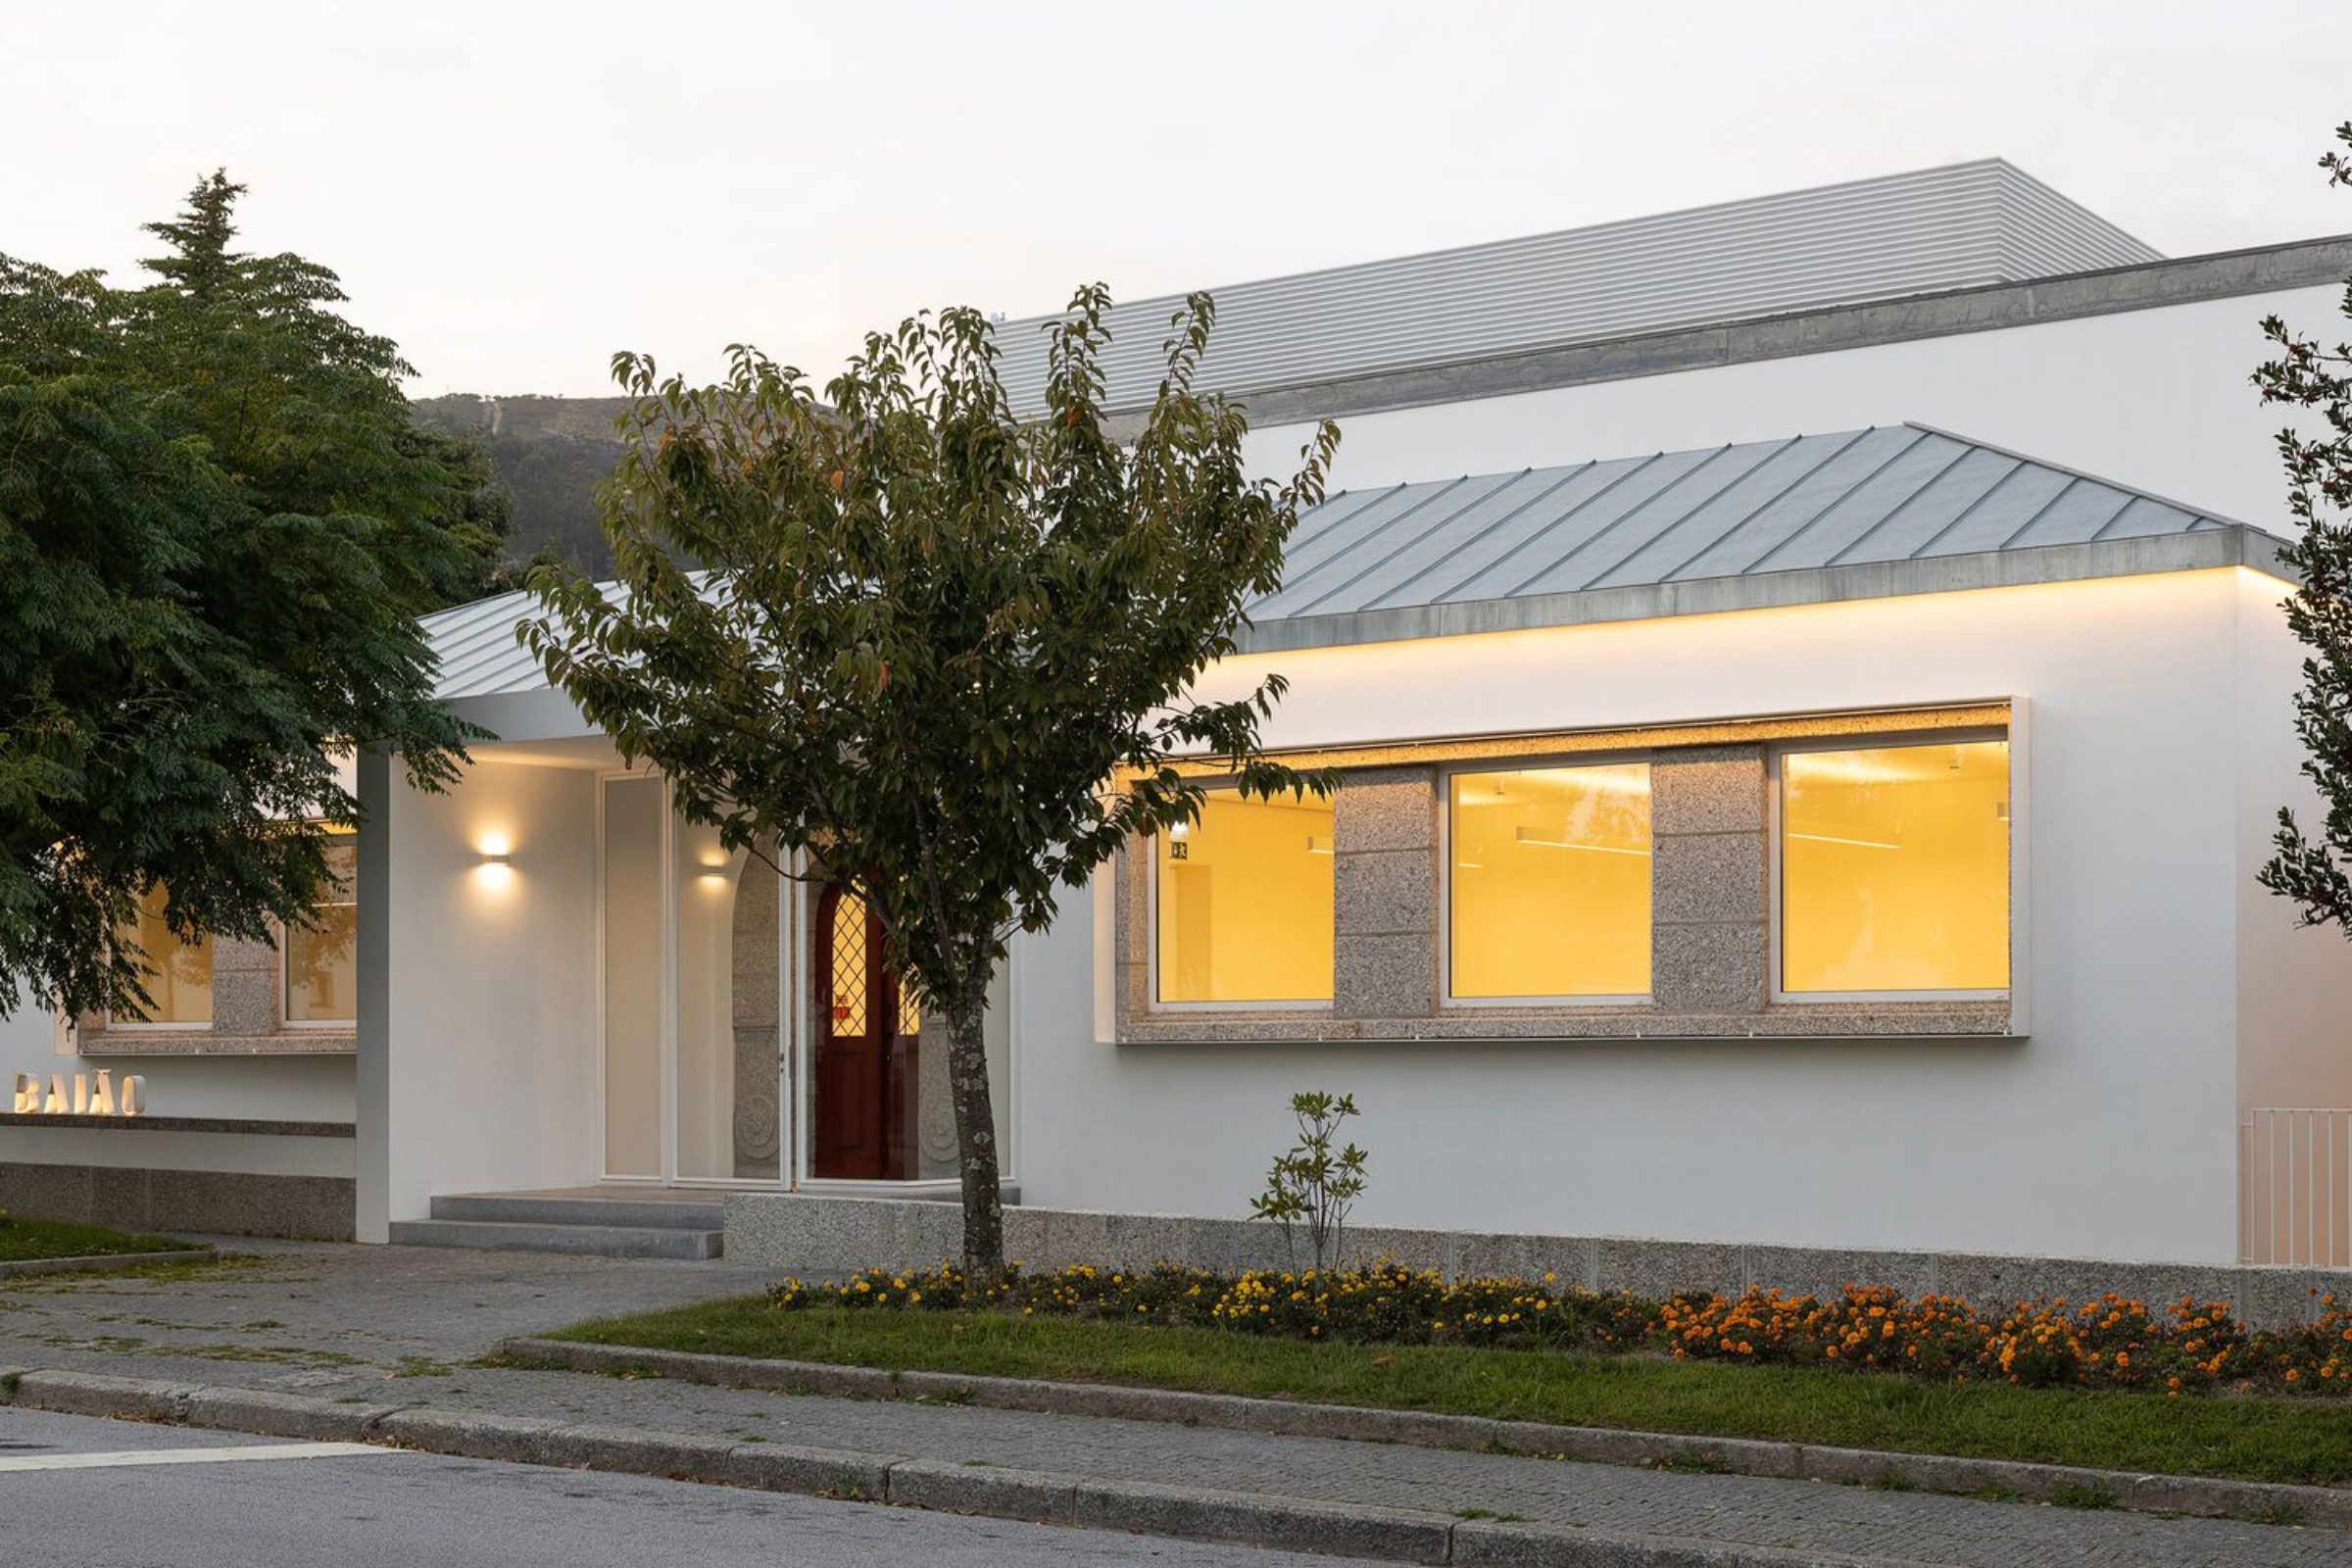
[545,1298,2352,1489]
[0,1215,199,1264]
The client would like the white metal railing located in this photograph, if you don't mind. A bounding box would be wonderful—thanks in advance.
[2241,1108,2352,1266]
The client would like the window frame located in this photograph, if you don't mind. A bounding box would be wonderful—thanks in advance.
[1439,754,1656,1008]
[1767,724,2019,1006]
[1145,782,1337,1013]
[281,829,360,1029]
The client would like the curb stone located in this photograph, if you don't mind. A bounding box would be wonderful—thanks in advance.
[0,1249,217,1280]
[498,1336,2352,1530]
[9,1367,194,1422]
[1447,1519,1913,1567]
[887,1458,1083,1524]
[180,1386,401,1442]
[1069,1476,1453,1564]
[0,1363,1886,1565]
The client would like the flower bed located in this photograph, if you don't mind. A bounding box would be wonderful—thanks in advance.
[777,1261,2352,1397]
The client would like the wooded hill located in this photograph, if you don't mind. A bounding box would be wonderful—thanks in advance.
[411,394,626,576]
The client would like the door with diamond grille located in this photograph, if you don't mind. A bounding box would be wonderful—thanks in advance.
[812,885,919,1179]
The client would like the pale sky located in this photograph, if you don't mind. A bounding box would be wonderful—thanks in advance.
[7,1,2348,398]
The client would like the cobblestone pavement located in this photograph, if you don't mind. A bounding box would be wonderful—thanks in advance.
[1,1243,2344,1567]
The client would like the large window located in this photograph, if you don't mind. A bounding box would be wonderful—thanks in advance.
[1780,739,2010,995]
[1154,792,1335,1004]
[1448,763,1651,1000]
[285,835,358,1025]
[122,884,213,1025]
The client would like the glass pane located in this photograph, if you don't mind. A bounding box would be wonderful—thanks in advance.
[1449,763,1651,998]
[286,838,358,1023]
[1154,792,1335,1004]
[1782,740,2010,993]
[126,885,213,1024]
[830,893,869,1035]
[602,775,664,1177]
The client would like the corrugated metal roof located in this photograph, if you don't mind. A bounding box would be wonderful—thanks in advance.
[1242,424,2256,623]
[423,424,2277,703]
[990,161,2160,416]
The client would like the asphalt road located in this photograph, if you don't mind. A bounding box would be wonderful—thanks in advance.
[0,1406,1394,1568]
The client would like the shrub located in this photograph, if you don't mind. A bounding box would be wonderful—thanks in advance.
[1249,1091,1368,1273]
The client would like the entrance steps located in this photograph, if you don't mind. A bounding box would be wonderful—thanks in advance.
[388,1189,727,1259]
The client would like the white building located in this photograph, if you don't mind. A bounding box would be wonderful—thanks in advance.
[6,162,2349,1271]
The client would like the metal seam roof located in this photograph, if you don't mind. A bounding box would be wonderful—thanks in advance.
[989,161,2160,415]
[421,424,2286,702]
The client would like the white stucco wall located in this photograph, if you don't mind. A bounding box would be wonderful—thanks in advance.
[359,755,602,1238]
[1243,284,2338,536]
[2233,569,2352,1113]
[1012,567,2284,1265]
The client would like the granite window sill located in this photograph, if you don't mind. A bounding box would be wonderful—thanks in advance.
[1118,1002,2014,1045]
[75,1030,356,1057]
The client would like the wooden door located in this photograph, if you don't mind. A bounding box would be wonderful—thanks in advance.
[812,887,918,1180]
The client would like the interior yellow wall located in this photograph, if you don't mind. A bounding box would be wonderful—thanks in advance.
[127,885,214,1024]
[1155,793,1335,1003]
[1449,763,1651,997]
[1782,739,2008,992]
[285,837,358,1023]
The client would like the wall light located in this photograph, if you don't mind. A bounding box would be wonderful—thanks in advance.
[475,832,515,887]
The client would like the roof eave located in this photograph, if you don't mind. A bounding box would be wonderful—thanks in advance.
[1233,527,2296,656]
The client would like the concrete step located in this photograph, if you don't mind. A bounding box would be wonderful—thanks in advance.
[387,1218,724,1259]
[427,1193,725,1231]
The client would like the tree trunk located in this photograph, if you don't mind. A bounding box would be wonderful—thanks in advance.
[943,983,1004,1281]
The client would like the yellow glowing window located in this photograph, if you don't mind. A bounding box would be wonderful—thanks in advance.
[286,835,358,1024]
[1781,740,2010,994]
[1154,792,1335,1004]
[1448,763,1651,999]
[122,884,213,1025]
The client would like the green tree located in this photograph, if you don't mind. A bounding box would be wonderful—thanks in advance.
[526,288,1338,1275]
[2259,123,2352,932]
[0,172,483,1020]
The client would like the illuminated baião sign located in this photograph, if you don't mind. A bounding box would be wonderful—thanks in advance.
[11,1071,146,1117]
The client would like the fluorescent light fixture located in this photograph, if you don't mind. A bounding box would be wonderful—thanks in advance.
[1512,828,1649,857]
[1788,831,1901,851]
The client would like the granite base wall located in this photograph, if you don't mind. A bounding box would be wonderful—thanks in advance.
[0,1161,354,1241]
[723,1193,2351,1329]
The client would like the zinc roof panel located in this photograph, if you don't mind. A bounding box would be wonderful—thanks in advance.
[1664,424,1931,581]
[1277,468,1566,618]
[1586,430,1872,591]
[1507,439,1789,597]
[1432,447,1717,604]
[1891,463,2079,558]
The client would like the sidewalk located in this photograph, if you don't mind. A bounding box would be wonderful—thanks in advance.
[1,1243,2342,1567]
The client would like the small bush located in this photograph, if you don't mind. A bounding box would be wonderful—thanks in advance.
[1249,1092,1368,1273]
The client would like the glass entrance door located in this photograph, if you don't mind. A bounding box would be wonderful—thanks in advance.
[600,775,784,1185]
